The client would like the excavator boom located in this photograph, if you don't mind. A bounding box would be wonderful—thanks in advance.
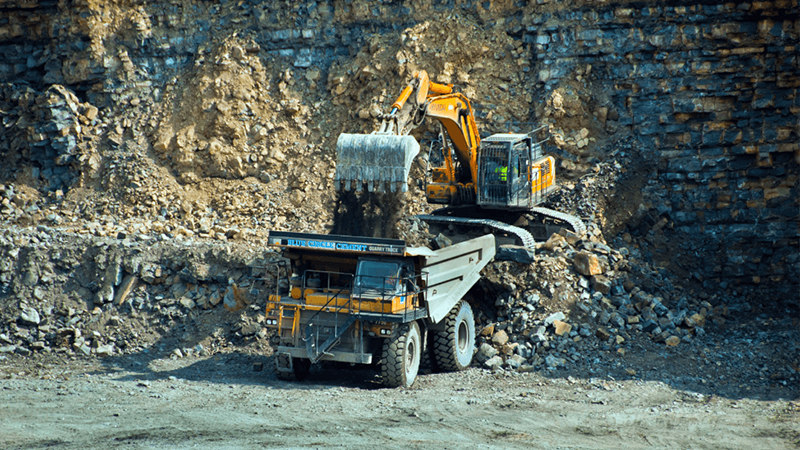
[334,70,476,194]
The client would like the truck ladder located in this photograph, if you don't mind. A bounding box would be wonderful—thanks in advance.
[305,315,357,364]
[303,284,360,364]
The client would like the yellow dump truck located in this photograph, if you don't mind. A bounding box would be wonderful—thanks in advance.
[264,231,496,387]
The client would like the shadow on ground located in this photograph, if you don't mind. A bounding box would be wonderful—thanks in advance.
[86,301,799,401]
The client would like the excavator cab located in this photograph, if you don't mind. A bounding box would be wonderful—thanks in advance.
[477,133,553,210]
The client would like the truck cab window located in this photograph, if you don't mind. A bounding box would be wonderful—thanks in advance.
[355,260,400,292]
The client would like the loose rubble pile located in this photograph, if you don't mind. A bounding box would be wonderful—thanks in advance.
[0,226,281,361]
[476,230,727,371]
[466,154,798,390]
[0,0,796,394]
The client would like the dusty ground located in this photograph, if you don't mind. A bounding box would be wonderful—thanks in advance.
[2,312,798,450]
[1,362,797,450]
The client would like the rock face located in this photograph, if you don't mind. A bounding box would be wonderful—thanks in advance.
[531,3,799,298]
[0,84,100,192]
[0,0,797,301]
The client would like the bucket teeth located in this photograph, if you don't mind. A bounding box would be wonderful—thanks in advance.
[334,133,420,194]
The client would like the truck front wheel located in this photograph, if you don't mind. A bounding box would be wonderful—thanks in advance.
[381,322,421,388]
[432,301,475,371]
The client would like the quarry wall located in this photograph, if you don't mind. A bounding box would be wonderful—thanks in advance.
[527,2,799,299]
[0,0,797,300]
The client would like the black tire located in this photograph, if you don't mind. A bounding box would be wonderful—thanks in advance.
[381,322,421,388]
[432,301,475,371]
[419,331,435,374]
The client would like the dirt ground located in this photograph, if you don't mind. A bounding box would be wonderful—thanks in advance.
[2,334,798,450]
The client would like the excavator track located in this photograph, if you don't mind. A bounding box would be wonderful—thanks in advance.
[416,214,537,248]
[417,207,585,250]
[529,207,587,237]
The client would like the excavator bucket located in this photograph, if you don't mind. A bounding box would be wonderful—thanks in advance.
[334,133,420,193]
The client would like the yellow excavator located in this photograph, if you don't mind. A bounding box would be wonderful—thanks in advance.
[334,70,584,247]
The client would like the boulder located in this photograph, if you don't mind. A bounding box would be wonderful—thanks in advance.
[553,320,572,336]
[573,252,603,276]
[496,245,535,263]
[95,344,115,356]
[544,312,566,325]
[491,329,509,346]
[652,331,670,343]
[19,306,41,326]
[483,355,504,370]
[433,233,453,249]
[545,354,564,368]
[475,343,498,363]
[591,275,612,294]
[641,319,659,333]
[542,233,567,252]
[240,322,261,336]
[179,297,196,310]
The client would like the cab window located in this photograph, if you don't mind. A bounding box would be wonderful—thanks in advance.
[355,260,399,292]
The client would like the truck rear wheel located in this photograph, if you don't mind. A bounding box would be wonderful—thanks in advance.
[381,322,421,388]
[432,301,475,371]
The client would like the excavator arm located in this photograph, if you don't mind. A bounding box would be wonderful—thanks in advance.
[334,70,480,197]
[422,93,481,203]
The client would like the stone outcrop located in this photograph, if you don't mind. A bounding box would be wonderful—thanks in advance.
[527,2,799,297]
[0,0,797,301]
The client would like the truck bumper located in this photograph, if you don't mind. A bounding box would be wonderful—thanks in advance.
[277,346,373,365]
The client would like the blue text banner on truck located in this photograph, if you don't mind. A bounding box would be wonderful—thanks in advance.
[268,231,405,255]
